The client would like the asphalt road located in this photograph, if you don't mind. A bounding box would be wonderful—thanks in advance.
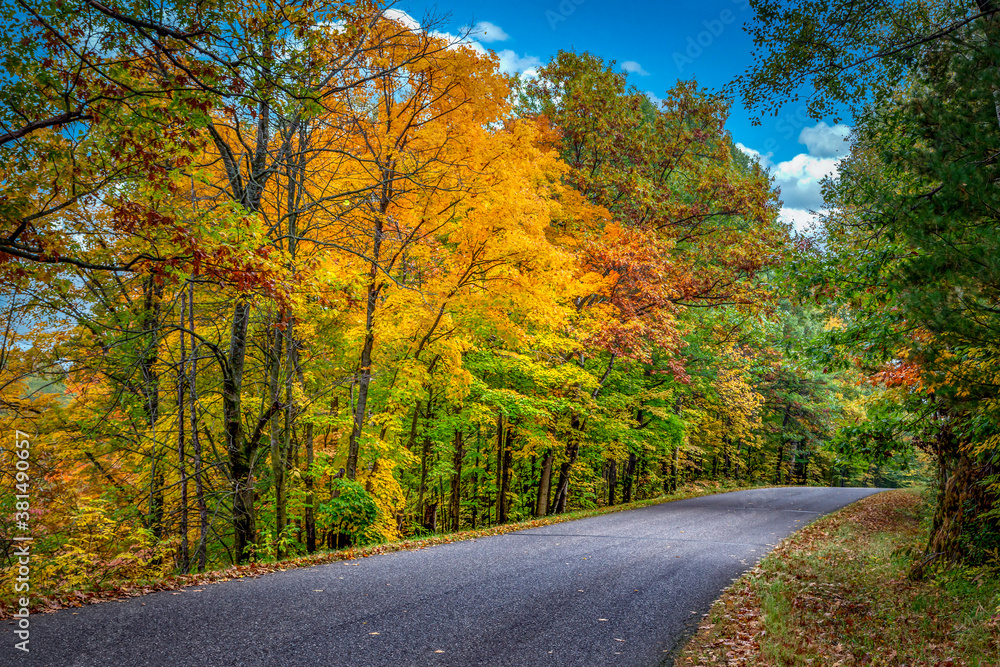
[6,486,883,666]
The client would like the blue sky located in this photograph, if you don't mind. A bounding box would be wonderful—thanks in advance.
[395,0,851,231]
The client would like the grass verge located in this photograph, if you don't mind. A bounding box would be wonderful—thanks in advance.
[6,478,765,618]
[675,489,1000,666]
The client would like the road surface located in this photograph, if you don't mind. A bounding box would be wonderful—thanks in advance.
[6,486,883,666]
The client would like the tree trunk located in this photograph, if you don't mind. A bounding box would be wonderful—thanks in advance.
[417,393,434,527]
[607,459,617,506]
[138,277,165,546]
[774,442,784,484]
[497,416,511,524]
[670,445,680,493]
[775,404,791,484]
[484,433,493,525]
[499,448,512,523]
[293,346,315,554]
[552,413,583,514]
[347,207,384,480]
[911,446,978,579]
[735,441,742,480]
[177,289,189,573]
[788,440,798,484]
[622,452,637,503]
[536,449,553,517]
[188,282,208,572]
[225,300,254,563]
[267,314,286,558]
[423,502,438,533]
[911,407,999,580]
[280,318,295,553]
[450,429,464,531]
[471,438,480,529]
[208,67,279,563]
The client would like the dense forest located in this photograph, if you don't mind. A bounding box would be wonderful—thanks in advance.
[1,0,993,600]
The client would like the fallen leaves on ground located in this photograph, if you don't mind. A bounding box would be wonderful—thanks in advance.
[676,489,1000,666]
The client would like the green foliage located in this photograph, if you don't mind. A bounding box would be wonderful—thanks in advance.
[317,480,381,546]
[0,1,881,603]
[742,0,1000,564]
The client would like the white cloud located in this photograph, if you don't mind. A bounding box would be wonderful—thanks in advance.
[433,31,487,55]
[735,142,773,169]
[770,152,840,210]
[645,91,663,108]
[798,122,851,158]
[384,10,485,54]
[496,49,543,77]
[382,8,420,30]
[382,11,537,78]
[383,8,542,77]
[622,61,650,76]
[779,208,824,233]
[736,122,853,232]
[467,21,509,43]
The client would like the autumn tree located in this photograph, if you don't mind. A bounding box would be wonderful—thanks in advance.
[515,52,784,511]
[743,0,1000,565]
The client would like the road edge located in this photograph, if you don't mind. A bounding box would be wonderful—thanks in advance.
[662,488,889,666]
[9,479,780,618]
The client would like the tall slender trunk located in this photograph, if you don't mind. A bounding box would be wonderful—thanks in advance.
[660,456,669,494]
[607,459,617,505]
[207,30,278,564]
[268,316,286,558]
[775,404,791,484]
[405,401,422,451]
[671,445,680,493]
[177,290,189,573]
[536,449,553,517]
[188,282,207,572]
[484,428,493,525]
[622,452,637,503]
[495,415,505,523]
[498,425,512,524]
[450,429,464,531]
[140,276,164,540]
[225,301,254,563]
[293,345,315,554]
[347,207,385,480]
[723,438,731,477]
[552,413,583,514]
[277,144,302,554]
[418,392,434,526]
[788,440,798,484]
[471,436,480,529]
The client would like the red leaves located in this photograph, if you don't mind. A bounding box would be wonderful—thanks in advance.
[112,202,175,233]
[577,224,686,363]
[871,358,923,388]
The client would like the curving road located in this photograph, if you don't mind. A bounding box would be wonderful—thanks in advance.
[6,486,883,666]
